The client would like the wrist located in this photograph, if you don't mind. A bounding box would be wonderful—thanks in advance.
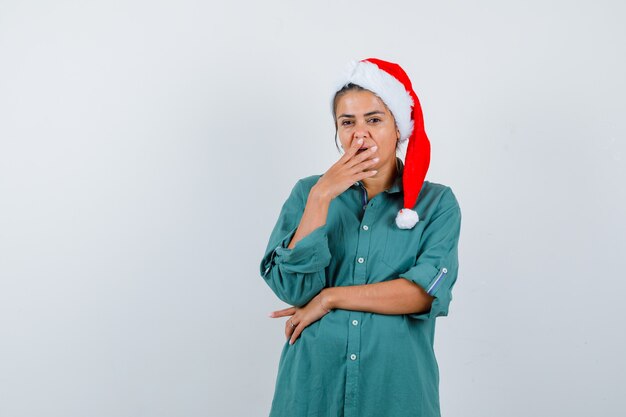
[310,184,333,204]
[321,287,339,310]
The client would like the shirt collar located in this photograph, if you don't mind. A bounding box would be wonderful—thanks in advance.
[352,157,404,194]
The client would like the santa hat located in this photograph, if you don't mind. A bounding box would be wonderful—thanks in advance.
[332,58,431,229]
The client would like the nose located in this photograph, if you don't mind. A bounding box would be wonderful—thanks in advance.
[352,119,370,140]
[353,128,369,141]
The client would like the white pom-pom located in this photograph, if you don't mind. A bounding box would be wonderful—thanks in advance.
[395,208,419,229]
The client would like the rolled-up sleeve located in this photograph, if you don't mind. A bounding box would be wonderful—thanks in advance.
[399,187,462,320]
[259,179,331,307]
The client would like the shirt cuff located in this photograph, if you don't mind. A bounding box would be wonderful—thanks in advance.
[272,224,332,273]
[399,262,451,320]
[400,262,449,294]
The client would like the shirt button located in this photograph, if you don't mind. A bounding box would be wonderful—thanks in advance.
[362,205,367,210]
[362,225,369,231]
[357,257,364,264]
[352,320,359,326]
[350,354,357,360]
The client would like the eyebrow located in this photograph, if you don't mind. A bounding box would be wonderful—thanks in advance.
[337,110,385,119]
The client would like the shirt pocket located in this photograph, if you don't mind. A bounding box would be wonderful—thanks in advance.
[381,225,422,273]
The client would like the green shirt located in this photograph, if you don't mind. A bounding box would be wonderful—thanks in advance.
[260,157,462,417]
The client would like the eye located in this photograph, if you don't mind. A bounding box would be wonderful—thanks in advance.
[340,120,354,126]
[368,118,381,124]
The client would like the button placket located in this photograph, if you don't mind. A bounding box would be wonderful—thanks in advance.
[344,190,381,417]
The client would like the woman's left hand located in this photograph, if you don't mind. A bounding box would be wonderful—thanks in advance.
[268,290,333,345]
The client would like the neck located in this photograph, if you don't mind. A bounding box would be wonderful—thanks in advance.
[361,156,398,199]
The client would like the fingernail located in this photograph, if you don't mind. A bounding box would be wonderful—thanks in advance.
[357,138,363,144]
[289,339,293,345]
[268,312,273,317]
[371,146,378,151]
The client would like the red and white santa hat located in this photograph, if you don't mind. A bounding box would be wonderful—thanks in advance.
[332,58,431,229]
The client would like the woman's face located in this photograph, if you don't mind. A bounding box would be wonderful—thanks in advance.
[335,89,400,170]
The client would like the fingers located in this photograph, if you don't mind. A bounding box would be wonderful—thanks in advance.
[340,137,364,163]
[347,148,380,181]
[285,318,306,345]
[284,318,296,341]
[269,307,296,318]
[355,168,378,182]
[346,144,378,170]
[289,323,305,345]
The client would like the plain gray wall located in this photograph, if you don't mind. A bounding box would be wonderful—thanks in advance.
[1,1,625,416]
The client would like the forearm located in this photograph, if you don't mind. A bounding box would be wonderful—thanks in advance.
[322,278,434,315]
[287,185,331,249]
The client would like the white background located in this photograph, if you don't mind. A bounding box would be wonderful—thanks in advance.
[1,1,625,416]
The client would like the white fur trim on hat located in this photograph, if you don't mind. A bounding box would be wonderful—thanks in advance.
[333,60,414,141]
[395,208,419,229]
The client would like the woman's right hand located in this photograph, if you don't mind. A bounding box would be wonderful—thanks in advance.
[312,137,380,201]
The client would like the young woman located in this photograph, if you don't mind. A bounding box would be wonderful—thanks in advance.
[260,58,462,417]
